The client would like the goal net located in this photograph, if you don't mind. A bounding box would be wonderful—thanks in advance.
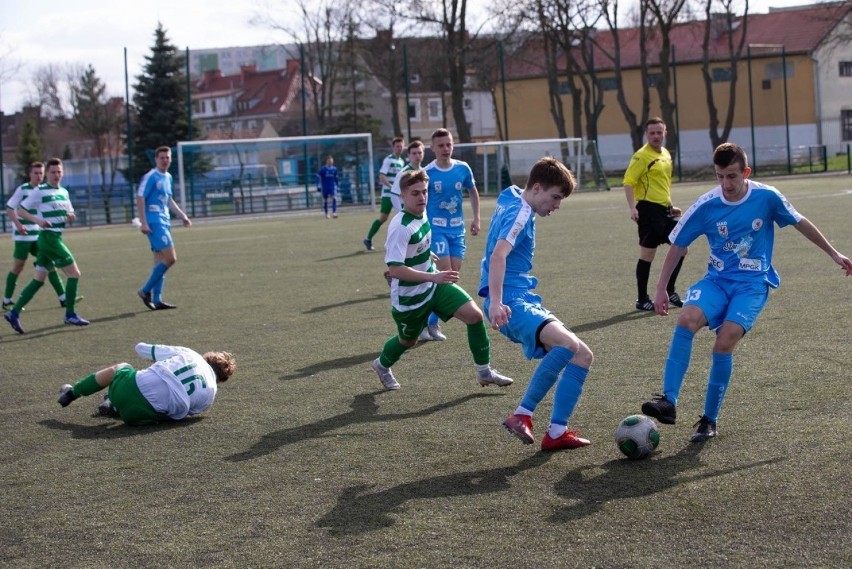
[175,133,375,217]
[451,137,608,194]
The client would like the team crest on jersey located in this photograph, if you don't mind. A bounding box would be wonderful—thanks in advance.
[455,182,463,190]
[434,181,442,193]
[752,219,763,231]
[717,221,728,238]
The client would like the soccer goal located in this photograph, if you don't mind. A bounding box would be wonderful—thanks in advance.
[175,133,375,217]
[451,137,609,194]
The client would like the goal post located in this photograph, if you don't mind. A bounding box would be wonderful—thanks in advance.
[175,133,375,217]
[452,137,609,193]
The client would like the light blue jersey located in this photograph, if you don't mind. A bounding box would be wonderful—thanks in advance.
[478,186,538,297]
[137,168,173,226]
[670,179,802,288]
[424,159,475,236]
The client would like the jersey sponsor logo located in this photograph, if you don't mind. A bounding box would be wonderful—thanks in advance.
[717,221,728,238]
[432,217,447,227]
[450,218,463,227]
[739,258,762,271]
[752,219,763,231]
[733,234,753,258]
[439,196,459,215]
[709,254,724,271]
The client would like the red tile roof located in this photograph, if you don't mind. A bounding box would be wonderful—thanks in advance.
[505,2,851,79]
[193,60,302,116]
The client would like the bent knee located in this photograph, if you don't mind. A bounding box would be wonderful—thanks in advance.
[571,343,594,368]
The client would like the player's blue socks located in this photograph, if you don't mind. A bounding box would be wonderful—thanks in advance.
[703,352,733,422]
[142,262,168,295]
[152,275,165,304]
[519,346,573,413]
[662,325,695,405]
[332,197,337,215]
[550,362,589,427]
[427,312,440,327]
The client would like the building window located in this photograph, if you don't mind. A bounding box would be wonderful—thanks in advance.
[558,81,572,95]
[409,73,420,84]
[248,120,257,130]
[427,98,442,121]
[712,67,733,82]
[842,110,852,141]
[840,62,852,77]
[765,61,794,80]
[463,98,472,110]
[599,77,618,91]
[211,99,218,113]
[408,100,421,122]
[646,73,662,88]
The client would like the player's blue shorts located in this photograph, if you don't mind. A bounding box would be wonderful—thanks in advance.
[146,223,174,253]
[484,289,560,360]
[684,276,770,333]
[431,231,466,260]
[321,187,338,199]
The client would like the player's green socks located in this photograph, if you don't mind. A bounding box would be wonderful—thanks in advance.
[72,373,102,397]
[466,321,491,366]
[4,271,17,300]
[13,279,43,312]
[47,270,65,296]
[367,220,382,240]
[64,278,79,315]
[379,336,408,368]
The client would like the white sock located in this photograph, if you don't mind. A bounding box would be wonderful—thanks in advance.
[474,364,490,376]
[514,406,533,417]
[548,424,567,438]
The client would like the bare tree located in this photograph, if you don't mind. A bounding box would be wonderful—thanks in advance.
[70,65,124,223]
[700,0,749,149]
[253,0,359,131]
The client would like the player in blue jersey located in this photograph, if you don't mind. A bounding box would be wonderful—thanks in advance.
[58,343,235,426]
[316,155,340,218]
[642,143,852,442]
[136,146,191,311]
[420,128,482,342]
[480,157,594,452]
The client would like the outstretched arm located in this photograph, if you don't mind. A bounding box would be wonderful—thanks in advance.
[794,217,852,276]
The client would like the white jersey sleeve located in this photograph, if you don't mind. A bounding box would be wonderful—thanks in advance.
[134,343,218,419]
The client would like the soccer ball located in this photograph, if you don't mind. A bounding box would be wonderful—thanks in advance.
[615,414,660,459]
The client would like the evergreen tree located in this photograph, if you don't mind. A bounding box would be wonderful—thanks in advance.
[130,23,202,183]
[15,119,42,183]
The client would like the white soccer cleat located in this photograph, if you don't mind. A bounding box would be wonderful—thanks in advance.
[427,324,447,341]
[477,368,514,388]
[372,358,400,390]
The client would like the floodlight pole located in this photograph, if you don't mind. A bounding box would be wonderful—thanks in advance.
[124,47,135,218]
[747,45,757,173]
[499,41,509,141]
[403,44,411,140]
[672,44,682,182]
[782,45,791,174]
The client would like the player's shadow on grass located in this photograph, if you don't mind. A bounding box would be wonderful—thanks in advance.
[225,391,502,462]
[549,444,784,522]
[278,347,424,381]
[38,416,202,439]
[303,293,387,314]
[0,312,137,342]
[316,251,376,262]
[316,452,553,536]
[570,310,657,334]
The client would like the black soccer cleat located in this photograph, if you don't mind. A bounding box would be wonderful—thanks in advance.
[641,394,677,424]
[635,297,654,311]
[98,395,119,418]
[690,415,717,443]
[154,301,177,310]
[668,292,684,308]
[138,289,156,310]
[58,384,78,407]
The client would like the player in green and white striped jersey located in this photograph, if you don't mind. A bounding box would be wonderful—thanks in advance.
[363,136,406,251]
[4,158,90,333]
[3,162,69,310]
[372,168,513,391]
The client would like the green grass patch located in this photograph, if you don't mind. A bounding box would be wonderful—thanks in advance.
[1,174,850,567]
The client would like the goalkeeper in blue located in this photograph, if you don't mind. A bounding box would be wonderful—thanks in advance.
[480,157,594,452]
[641,143,852,442]
[316,155,340,218]
[58,343,236,426]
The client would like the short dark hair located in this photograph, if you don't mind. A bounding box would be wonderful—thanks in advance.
[646,117,666,129]
[713,142,749,171]
[408,140,424,152]
[431,128,451,141]
[392,136,405,146]
[46,158,62,168]
[155,146,171,157]
[398,169,429,191]
[526,157,576,197]
[29,161,45,171]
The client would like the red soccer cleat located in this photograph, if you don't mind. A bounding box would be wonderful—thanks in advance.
[502,414,535,445]
[540,430,591,452]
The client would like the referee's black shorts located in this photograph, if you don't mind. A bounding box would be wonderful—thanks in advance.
[636,200,679,249]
